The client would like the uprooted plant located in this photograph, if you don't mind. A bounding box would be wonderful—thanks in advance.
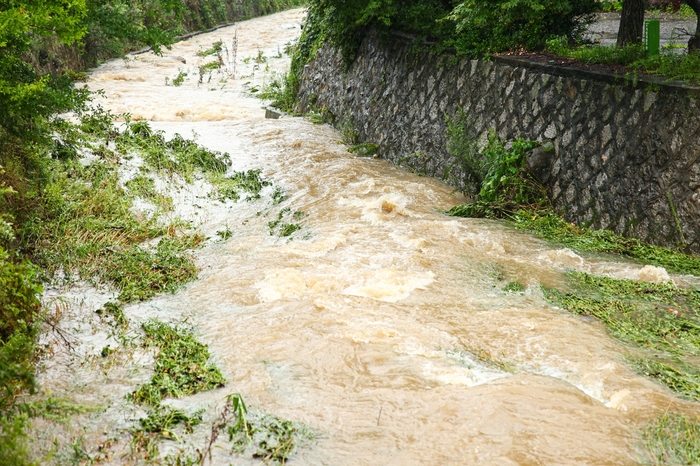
[445,109,549,217]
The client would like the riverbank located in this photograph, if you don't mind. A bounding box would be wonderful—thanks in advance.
[5,5,700,465]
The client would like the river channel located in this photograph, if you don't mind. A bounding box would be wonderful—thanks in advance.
[34,8,700,465]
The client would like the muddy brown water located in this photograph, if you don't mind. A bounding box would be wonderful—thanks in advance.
[34,8,700,465]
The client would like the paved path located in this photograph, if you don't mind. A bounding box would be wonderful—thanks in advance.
[586,12,696,47]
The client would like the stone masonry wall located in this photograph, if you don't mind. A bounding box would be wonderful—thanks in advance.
[297,32,700,253]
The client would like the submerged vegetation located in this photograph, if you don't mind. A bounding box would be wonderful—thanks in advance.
[642,411,700,465]
[212,169,271,202]
[513,213,700,277]
[123,325,309,464]
[131,321,226,406]
[543,271,700,401]
[212,393,313,465]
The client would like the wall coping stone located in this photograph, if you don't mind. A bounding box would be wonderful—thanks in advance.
[491,55,700,97]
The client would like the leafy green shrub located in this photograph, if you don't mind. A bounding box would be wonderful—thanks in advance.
[598,0,622,12]
[299,0,598,69]
[447,0,598,54]
[0,249,42,343]
[82,0,186,56]
[477,134,540,203]
[0,413,34,466]
[445,122,548,218]
[0,330,38,466]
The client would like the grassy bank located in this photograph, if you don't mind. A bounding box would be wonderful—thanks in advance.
[0,1,306,462]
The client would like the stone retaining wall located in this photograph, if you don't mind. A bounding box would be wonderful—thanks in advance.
[297,32,700,253]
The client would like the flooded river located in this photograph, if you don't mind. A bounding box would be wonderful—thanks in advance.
[35,8,700,465]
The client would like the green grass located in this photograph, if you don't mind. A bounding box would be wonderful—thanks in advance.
[26,152,201,300]
[117,121,231,181]
[100,235,202,302]
[543,271,700,401]
[19,118,236,302]
[125,174,157,198]
[642,411,700,465]
[637,52,700,86]
[130,321,226,406]
[124,173,173,211]
[28,157,168,279]
[631,358,700,402]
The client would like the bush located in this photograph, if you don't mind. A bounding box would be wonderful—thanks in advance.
[0,248,42,343]
[0,413,34,466]
[447,0,598,54]
[299,0,598,67]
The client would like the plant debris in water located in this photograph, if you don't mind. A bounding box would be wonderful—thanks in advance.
[503,281,525,293]
[514,213,700,277]
[95,301,128,329]
[130,320,226,405]
[218,393,312,465]
[543,271,700,401]
[267,207,304,238]
[137,405,203,440]
[211,169,271,202]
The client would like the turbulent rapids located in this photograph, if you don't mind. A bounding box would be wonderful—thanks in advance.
[32,8,700,465]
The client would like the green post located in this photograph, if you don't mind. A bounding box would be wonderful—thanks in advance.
[645,19,660,56]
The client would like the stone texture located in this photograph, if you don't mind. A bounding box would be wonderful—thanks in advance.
[297,31,700,253]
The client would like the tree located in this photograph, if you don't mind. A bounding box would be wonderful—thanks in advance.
[617,0,700,51]
[616,0,645,46]
[687,0,700,51]
[0,1,88,137]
